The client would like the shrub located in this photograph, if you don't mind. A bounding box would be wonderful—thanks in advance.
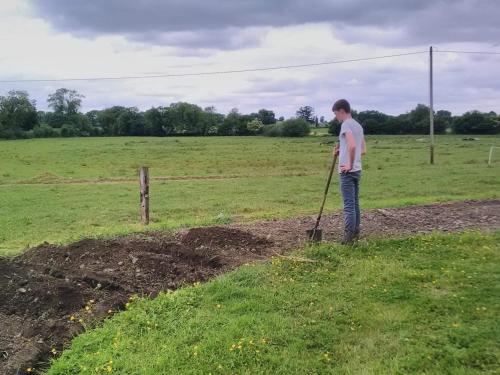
[280,118,310,137]
[60,124,79,137]
[263,123,283,137]
[33,124,59,138]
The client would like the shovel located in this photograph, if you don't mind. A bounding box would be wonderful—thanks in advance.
[306,147,338,243]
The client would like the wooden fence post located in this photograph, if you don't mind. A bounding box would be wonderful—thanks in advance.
[139,167,149,225]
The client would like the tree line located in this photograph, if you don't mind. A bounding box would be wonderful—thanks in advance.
[0,89,498,139]
[328,105,500,135]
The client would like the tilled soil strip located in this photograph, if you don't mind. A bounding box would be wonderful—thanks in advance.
[1,200,499,374]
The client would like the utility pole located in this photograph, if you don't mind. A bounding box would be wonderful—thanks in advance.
[429,46,435,164]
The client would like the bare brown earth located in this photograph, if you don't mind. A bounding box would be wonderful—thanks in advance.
[1,200,499,374]
[9,171,316,186]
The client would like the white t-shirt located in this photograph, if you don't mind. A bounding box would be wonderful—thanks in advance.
[338,118,364,173]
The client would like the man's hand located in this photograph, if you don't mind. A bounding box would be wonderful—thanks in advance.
[333,144,339,157]
[340,163,352,173]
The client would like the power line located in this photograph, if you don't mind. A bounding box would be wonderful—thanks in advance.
[435,50,500,55]
[0,51,426,84]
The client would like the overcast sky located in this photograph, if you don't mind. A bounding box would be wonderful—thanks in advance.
[1,0,499,118]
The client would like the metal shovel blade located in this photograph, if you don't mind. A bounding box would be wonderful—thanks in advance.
[306,228,323,243]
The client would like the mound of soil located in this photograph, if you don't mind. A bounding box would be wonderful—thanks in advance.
[0,227,273,375]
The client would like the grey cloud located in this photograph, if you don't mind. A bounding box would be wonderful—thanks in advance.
[30,0,500,48]
[131,27,269,51]
[30,0,420,34]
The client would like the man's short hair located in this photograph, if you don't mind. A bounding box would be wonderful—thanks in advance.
[332,99,351,113]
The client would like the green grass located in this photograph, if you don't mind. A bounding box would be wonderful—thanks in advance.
[46,231,500,374]
[1,135,499,256]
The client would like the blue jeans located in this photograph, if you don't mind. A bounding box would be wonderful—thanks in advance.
[340,171,361,236]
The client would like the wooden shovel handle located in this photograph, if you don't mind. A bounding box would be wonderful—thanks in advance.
[313,150,338,232]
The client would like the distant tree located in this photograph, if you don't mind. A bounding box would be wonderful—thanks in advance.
[97,106,127,135]
[45,88,85,129]
[296,106,315,124]
[37,110,48,123]
[435,109,453,133]
[0,91,38,138]
[452,111,499,134]
[167,102,204,135]
[257,109,276,125]
[408,104,447,134]
[218,108,240,135]
[84,110,102,135]
[278,116,285,122]
[246,118,264,134]
[436,110,452,119]
[85,110,99,128]
[319,115,325,124]
[201,106,224,135]
[47,88,84,117]
[144,106,175,136]
[116,107,145,136]
[407,104,429,134]
[356,110,390,134]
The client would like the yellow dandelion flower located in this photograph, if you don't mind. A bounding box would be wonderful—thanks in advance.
[26,368,33,373]
[89,299,95,304]
[107,365,112,373]
[51,348,57,355]
[108,309,113,314]
[78,318,84,324]
[69,315,76,321]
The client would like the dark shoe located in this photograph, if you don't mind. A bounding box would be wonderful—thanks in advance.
[341,232,356,245]
[353,229,360,240]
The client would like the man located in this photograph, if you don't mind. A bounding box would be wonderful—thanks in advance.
[332,99,366,245]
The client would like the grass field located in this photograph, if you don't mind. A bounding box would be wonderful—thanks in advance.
[46,231,500,374]
[1,135,499,256]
